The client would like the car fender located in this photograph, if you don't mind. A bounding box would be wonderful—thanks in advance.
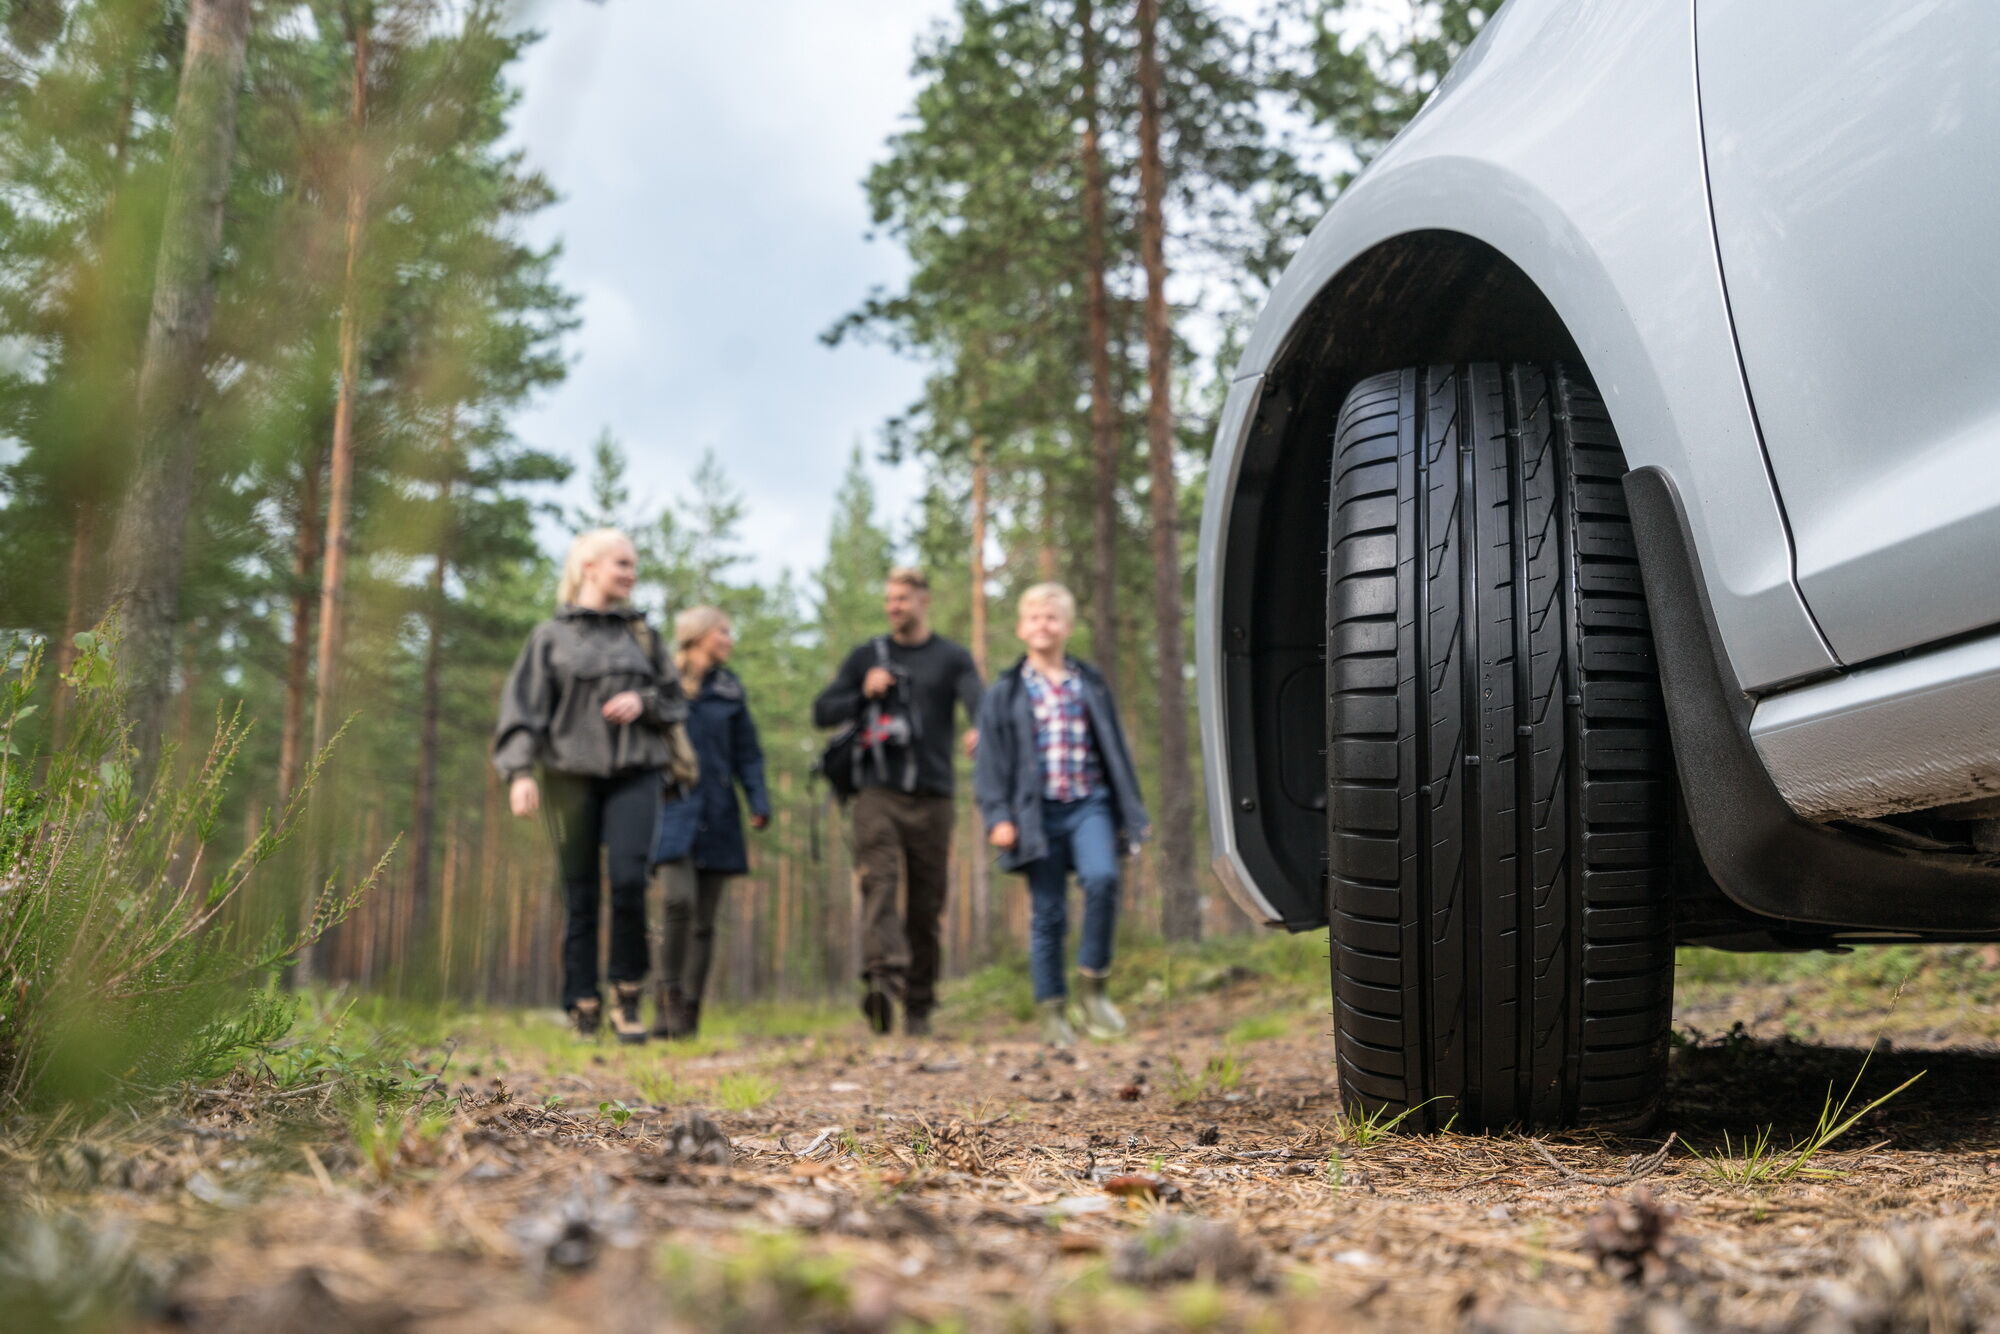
[1200,0,1835,925]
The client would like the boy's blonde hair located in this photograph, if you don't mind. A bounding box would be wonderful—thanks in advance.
[1018,582,1077,624]
[557,528,634,607]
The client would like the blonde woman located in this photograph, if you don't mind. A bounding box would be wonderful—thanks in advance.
[648,606,770,1038]
[493,528,686,1043]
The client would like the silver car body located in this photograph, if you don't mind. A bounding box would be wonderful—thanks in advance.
[1200,0,2000,923]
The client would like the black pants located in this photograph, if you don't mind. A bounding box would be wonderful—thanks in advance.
[543,769,660,1007]
[653,861,732,1003]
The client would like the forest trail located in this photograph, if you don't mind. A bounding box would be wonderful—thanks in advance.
[14,964,2000,1332]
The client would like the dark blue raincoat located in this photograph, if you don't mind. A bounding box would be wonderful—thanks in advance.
[650,666,770,874]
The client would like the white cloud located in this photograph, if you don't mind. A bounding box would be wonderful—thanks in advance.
[506,0,952,589]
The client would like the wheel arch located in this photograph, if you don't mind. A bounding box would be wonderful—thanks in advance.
[1200,229,1584,930]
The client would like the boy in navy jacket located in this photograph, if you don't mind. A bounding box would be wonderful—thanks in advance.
[974,583,1149,1044]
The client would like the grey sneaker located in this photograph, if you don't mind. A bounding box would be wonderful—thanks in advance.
[1076,972,1127,1040]
[1038,997,1078,1048]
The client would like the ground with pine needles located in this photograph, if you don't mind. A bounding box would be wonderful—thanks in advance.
[5,941,2000,1332]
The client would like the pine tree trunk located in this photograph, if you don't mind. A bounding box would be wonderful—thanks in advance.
[103,0,254,781]
[278,445,324,802]
[1136,0,1200,942]
[969,431,990,676]
[299,16,371,987]
[411,459,451,929]
[1077,0,1121,693]
[50,501,99,742]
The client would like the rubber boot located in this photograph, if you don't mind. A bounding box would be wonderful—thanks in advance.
[610,983,649,1045]
[1076,971,1127,1040]
[1038,997,1078,1048]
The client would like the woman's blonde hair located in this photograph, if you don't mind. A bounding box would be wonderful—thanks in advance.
[557,528,635,607]
[674,605,732,675]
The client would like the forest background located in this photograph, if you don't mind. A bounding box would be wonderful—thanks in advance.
[0,0,1494,1010]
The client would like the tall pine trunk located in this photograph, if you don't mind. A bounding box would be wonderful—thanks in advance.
[1076,0,1120,692]
[1136,0,1200,941]
[278,444,324,801]
[969,429,989,676]
[50,501,100,741]
[967,423,993,959]
[103,0,254,781]
[411,434,452,931]
[300,15,371,986]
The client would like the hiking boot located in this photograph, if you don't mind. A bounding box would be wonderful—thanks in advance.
[568,997,602,1039]
[682,999,702,1040]
[904,1008,932,1038]
[610,983,649,1045]
[861,986,894,1036]
[1037,997,1077,1048]
[1076,972,1127,1040]
[653,985,691,1039]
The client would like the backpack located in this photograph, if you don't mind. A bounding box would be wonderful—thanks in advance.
[626,618,701,794]
[813,637,917,802]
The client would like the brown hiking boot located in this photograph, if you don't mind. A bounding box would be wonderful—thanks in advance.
[568,997,602,1039]
[652,985,690,1039]
[610,983,648,1045]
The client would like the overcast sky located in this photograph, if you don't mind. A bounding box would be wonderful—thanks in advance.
[507,1,959,584]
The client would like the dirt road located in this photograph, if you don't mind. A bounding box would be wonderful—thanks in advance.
[10,951,2000,1332]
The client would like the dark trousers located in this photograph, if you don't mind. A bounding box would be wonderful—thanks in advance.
[543,769,659,1007]
[851,787,955,1013]
[653,860,731,1003]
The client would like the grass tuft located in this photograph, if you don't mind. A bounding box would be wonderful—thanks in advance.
[714,1071,779,1112]
[1686,1048,1923,1185]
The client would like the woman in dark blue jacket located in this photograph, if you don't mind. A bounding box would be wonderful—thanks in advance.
[649,606,770,1038]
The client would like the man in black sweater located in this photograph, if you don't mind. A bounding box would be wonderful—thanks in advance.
[814,567,984,1036]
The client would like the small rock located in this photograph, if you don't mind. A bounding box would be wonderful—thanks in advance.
[1334,1250,1377,1267]
[1110,1217,1267,1289]
[1048,1195,1112,1218]
[1196,1125,1221,1146]
[661,1111,731,1166]
[828,1081,863,1094]
[1116,1084,1143,1101]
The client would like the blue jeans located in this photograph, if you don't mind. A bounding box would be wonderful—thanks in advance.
[1025,791,1120,1002]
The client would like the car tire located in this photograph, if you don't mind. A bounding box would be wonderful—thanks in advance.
[1325,363,1675,1132]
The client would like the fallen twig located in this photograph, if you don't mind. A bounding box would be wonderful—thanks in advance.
[1530,1133,1677,1186]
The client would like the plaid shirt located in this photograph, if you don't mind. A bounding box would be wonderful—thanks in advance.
[1022,665,1102,802]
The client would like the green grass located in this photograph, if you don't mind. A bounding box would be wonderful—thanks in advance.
[1330,1097,1444,1147]
[714,1071,779,1112]
[1165,1053,1243,1106]
[1686,1050,1923,1186]
[947,929,1327,1028]
[1224,1013,1292,1045]
[632,1066,704,1106]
